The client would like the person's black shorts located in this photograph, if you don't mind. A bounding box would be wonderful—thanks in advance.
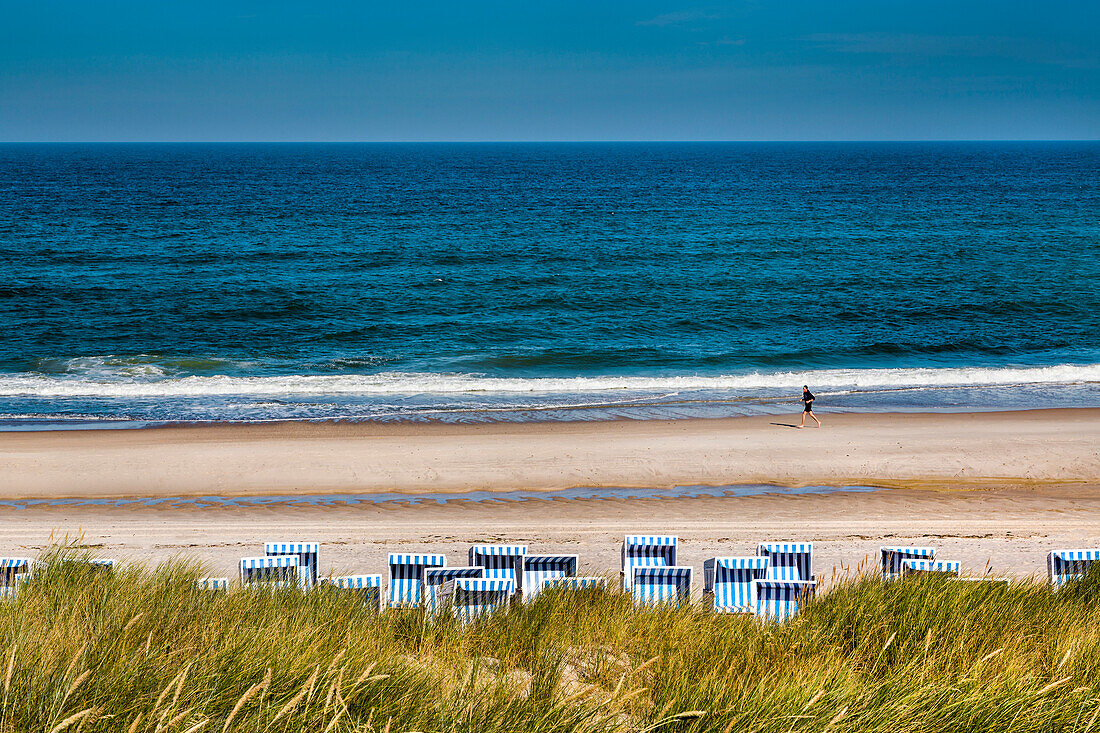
[804,404,813,412]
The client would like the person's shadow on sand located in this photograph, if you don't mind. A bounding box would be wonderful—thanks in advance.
[770,422,802,428]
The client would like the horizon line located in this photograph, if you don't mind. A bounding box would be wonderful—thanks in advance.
[2,139,1098,145]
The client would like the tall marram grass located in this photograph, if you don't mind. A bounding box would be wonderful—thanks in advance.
[1,546,1098,733]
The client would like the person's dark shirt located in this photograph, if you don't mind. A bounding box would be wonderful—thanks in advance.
[802,391,814,403]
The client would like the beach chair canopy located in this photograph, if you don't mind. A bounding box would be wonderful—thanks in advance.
[631,565,692,607]
[1047,549,1100,589]
[0,557,34,587]
[754,579,815,622]
[901,559,961,577]
[239,555,301,585]
[522,554,578,601]
[468,545,527,593]
[442,577,513,624]
[621,536,677,589]
[388,553,447,607]
[758,542,813,581]
[265,542,319,584]
[880,546,936,578]
[704,557,768,613]
[423,566,484,614]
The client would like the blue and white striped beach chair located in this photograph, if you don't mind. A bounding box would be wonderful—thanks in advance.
[0,558,33,589]
[622,536,677,591]
[542,576,608,592]
[469,545,527,596]
[265,542,319,585]
[326,575,383,613]
[195,577,229,591]
[901,559,961,577]
[522,555,578,601]
[632,566,692,607]
[753,579,815,622]
[703,557,769,614]
[441,577,513,625]
[1047,549,1100,590]
[423,567,484,615]
[388,553,447,607]
[881,546,935,579]
[239,556,301,587]
[758,542,814,581]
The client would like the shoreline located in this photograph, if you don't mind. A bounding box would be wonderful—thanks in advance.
[1,407,1098,500]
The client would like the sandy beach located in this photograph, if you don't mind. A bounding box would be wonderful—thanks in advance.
[2,408,1099,498]
[0,408,1097,582]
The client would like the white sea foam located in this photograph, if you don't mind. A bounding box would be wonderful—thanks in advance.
[0,363,1097,398]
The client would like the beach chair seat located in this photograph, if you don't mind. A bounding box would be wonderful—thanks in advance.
[881,546,935,579]
[441,577,513,624]
[753,579,815,622]
[758,542,813,582]
[388,553,447,608]
[325,575,383,613]
[522,555,578,601]
[704,557,769,614]
[621,536,677,590]
[423,567,484,615]
[195,577,229,591]
[469,545,527,596]
[901,559,961,577]
[541,576,608,593]
[632,566,692,607]
[239,555,302,587]
[0,558,34,588]
[1047,549,1100,590]
[265,542,319,585]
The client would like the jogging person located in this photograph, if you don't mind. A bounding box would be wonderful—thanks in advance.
[799,385,821,428]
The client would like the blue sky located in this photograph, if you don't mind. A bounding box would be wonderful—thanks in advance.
[2,1,1098,141]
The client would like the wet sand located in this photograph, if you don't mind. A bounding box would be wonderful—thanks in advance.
[1,483,1097,584]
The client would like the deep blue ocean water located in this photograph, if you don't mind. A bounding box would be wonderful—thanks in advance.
[1,142,1097,427]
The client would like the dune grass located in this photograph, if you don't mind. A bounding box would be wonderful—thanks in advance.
[1,548,1098,733]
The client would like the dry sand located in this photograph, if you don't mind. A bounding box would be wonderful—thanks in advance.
[0,408,1098,583]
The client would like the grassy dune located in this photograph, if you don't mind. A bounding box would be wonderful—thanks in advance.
[1,549,1098,733]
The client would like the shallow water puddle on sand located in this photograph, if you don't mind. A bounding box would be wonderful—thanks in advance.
[0,484,878,510]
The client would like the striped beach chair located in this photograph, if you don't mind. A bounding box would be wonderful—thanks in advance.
[239,556,301,587]
[632,566,692,607]
[265,542,319,585]
[901,559,961,577]
[1047,549,1100,590]
[388,553,447,607]
[881,546,935,579]
[753,579,815,622]
[195,577,230,591]
[542,576,608,592]
[0,558,33,588]
[441,577,513,624]
[326,575,383,613]
[621,536,677,590]
[703,557,769,614]
[522,555,578,601]
[469,545,527,596]
[423,567,484,615]
[758,542,814,581]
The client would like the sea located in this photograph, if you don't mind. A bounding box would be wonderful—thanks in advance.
[1,142,1097,430]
